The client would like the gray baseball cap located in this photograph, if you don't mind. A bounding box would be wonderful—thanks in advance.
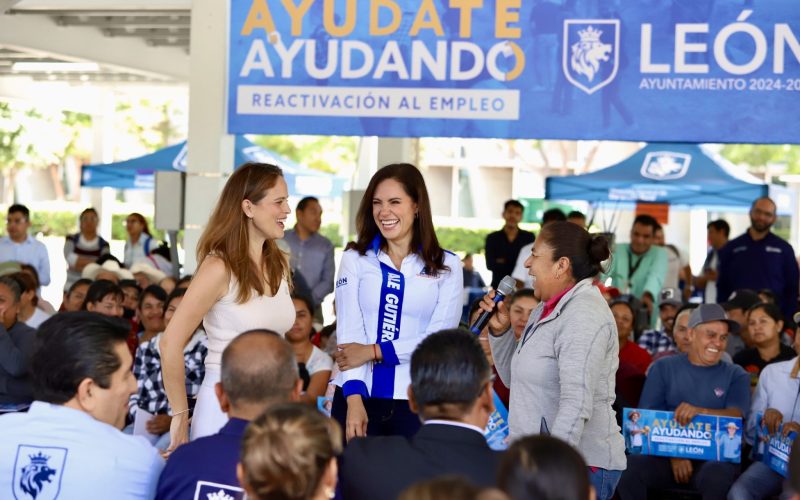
[688,304,740,334]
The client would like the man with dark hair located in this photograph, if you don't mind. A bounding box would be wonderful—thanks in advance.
[486,199,535,289]
[283,196,334,322]
[603,215,668,319]
[0,312,163,497]
[340,329,499,500]
[718,197,799,322]
[694,219,730,303]
[567,210,587,227]
[155,329,301,500]
[0,204,50,286]
[0,275,35,406]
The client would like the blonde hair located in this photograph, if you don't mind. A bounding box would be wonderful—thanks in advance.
[240,403,342,500]
[197,162,290,303]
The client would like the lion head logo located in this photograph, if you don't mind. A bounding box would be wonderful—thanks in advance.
[570,26,612,82]
[19,453,56,499]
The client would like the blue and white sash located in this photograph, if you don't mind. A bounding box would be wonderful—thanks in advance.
[372,262,404,399]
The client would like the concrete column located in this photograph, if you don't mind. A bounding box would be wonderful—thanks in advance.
[182,0,235,273]
[88,89,116,241]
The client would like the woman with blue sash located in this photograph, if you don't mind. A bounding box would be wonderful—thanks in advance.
[332,163,463,441]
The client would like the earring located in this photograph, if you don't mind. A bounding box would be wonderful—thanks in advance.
[324,487,335,499]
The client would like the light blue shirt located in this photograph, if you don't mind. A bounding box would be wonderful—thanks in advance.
[0,235,51,286]
[0,401,164,499]
[284,229,335,306]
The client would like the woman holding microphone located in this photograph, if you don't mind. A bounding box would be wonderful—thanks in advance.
[333,163,462,441]
[481,221,626,500]
[161,163,296,450]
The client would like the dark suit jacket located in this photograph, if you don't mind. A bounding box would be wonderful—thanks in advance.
[339,423,500,500]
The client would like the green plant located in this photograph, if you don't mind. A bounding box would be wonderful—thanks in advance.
[111,214,165,241]
[435,227,492,255]
[30,211,79,236]
[319,223,343,248]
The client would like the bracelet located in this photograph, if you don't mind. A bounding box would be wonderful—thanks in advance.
[372,344,379,362]
[172,408,190,417]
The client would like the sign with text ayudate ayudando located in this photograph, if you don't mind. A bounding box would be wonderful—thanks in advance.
[755,414,796,477]
[228,0,800,143]
[623,409,742,462]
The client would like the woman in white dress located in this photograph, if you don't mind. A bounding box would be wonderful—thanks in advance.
[161,162,296,451]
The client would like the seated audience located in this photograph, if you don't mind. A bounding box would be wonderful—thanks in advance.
[119,279,142,320]
[617,304,751,500]
[0,312,163,497]
[159,277,177,295]
[729,328,800,500]
[287,294,333,404]
[62,278,92,312]
[497,435,594,500]
[0,275,35,405]
[612,299,652,374]
[238,403,341,500]
[340,329,500,500]
[507,289,539,341]
[400,476,504,500]
[638,288,682,356]
[81,258,134,284]
[19,263,56,313]
[156,329,300,499]
[129,288,206,450]
[82,279,124,317]
[734,302,796,388]
[722,289,761,355]
[136,285,167,344]
[63,207,110,290]
[11,271,51,328]
[131,262,168,290]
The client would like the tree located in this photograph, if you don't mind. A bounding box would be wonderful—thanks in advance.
[250,135,357,174]
[720,144,800,174]
[0,102,40,203]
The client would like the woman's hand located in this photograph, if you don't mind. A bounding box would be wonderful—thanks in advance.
[782,421,800,437]
[345,395,368,442]
[335,343,377,370]
[165,412,190,456]
[478,290,511,336]
[764,408,784,435]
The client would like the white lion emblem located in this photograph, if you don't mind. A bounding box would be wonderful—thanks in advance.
[570,26,611,82]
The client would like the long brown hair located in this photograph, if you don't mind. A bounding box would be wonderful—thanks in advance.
[197,162,290,303]
[352,163,447,275]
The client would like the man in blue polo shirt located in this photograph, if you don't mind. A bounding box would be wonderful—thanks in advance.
[155,329,301,500]
[0,312,164,498]
[617,304,750,500]
[717,197,799,322]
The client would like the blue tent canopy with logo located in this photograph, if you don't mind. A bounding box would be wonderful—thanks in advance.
[545,143,769,207]
[81,135,346,199]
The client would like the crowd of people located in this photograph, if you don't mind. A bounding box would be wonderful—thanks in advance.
[2,162,800,499]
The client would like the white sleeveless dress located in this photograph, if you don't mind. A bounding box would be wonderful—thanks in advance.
[191,277,295,439]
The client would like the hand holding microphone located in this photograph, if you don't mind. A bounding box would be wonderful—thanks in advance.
[472,275,516,336]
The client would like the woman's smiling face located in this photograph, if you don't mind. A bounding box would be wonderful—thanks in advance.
[372,178,417,245]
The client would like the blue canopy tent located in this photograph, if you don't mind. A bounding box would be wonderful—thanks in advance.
[545,143,769,208]
[81,135,346,198]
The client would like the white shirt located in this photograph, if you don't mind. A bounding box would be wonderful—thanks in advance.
[306,345,333,375]
[334,245,463,400]
[24,308,52,329]
[0,235,50,286]
[0,401,164,499]
[747,357,800,444]
[511,242,534,289]
[124,234,154,269]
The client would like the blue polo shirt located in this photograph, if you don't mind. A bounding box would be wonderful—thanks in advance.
[156,418,247,500]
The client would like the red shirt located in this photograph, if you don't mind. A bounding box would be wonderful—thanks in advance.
[619,341,652,375]
[541,285,575,320]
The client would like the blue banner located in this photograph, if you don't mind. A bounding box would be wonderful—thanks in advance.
[485,391,510,451]
[755,413,795,477]
[228,1,800,143]
[623,408,742,462]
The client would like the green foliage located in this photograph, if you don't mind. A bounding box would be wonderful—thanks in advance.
[319,224,343,248]
[435,227,492,255]
[30,211,79,236]
[249,135,357,174]
[110,214,165,241]
[720,144,800,173]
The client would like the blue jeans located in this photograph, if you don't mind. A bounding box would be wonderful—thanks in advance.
[728,461,789,500]
[589,468,622,500]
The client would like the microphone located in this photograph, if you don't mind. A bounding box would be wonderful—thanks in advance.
[470,275,517,334]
